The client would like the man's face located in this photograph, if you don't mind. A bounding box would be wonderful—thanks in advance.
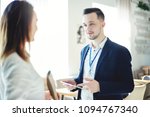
[82,12,104,40]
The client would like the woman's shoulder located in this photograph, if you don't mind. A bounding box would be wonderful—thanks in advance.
[5,52,22,61]
[2,52,27,69]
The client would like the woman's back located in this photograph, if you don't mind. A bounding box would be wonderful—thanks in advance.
[1,52,45,100]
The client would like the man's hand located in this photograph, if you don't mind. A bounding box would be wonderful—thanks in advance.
[77,78,100,93]
[60,79,77,90]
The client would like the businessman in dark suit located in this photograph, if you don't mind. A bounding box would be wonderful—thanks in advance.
[63,8,134,100]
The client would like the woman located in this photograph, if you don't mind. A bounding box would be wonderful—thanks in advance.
[0,0,50,99]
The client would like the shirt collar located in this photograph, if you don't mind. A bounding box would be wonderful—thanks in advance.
[89,37,107,51]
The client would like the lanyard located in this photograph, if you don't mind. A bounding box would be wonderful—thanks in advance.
[89,47,101,71]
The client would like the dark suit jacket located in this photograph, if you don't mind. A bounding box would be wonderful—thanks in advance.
[75,38,134,100]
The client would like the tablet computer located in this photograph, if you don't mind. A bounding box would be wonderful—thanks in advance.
[60,81,83,89]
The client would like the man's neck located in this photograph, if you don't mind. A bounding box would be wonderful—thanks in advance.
[91,35,106,48]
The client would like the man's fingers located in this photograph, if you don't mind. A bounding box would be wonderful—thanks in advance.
[77,83,85,87]
[84,78,93,81]
[77,83,89,90]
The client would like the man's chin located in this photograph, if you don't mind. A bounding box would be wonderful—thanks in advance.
[88,37,95,40]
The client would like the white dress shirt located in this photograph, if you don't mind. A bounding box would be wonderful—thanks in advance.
[81,37,107,100]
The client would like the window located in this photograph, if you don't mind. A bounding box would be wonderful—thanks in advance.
[93,3,131,50]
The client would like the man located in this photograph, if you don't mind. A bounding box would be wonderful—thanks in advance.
[64,8,134,100]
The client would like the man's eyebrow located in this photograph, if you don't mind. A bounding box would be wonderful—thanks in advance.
[88,21,95,23]
[83,21,95,25]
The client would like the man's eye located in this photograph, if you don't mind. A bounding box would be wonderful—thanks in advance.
[90,23,95,26]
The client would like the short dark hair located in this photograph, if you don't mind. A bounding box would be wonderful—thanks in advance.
[83,8,105,20]
[0,0,33,61]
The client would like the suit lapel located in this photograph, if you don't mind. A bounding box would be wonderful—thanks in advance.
[95,39,112,76]
[81,45,90,68]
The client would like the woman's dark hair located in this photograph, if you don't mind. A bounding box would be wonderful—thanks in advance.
[83,8,105,20]
[0,0,34,61]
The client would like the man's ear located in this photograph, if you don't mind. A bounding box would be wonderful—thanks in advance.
[102,21,105,27]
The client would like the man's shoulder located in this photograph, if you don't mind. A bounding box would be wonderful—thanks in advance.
[81,44,90,52]
[107,39,130,53]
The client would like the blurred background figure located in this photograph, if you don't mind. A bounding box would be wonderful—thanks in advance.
[77,25,86,44]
